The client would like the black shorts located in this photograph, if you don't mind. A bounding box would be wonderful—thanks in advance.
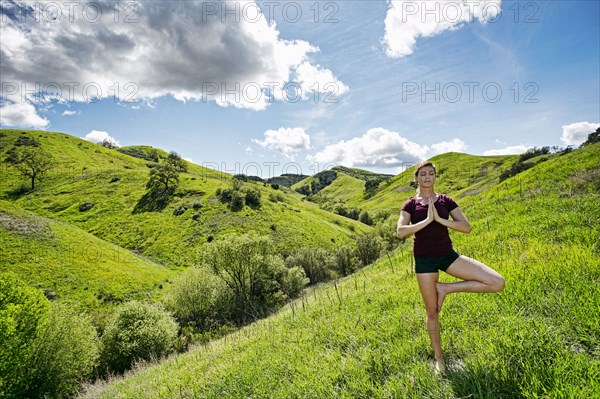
[415,250,460,274]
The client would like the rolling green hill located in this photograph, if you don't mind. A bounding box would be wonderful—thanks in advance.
[80,142,600,398]
[0,129,370,272]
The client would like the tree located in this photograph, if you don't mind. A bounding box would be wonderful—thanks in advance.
[145,151,187,195]
[5,146,54,190]
[580,127,600,147]
[204,235,288,323]
[99,138,118,149]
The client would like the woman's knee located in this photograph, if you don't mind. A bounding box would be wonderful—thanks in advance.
[426,308,439,319]
[490,275,505,292]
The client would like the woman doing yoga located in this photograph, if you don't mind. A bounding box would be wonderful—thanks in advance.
[396,161,505,374]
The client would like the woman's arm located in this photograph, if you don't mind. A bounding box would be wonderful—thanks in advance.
[432,202,472,234]
[396,205,434,239]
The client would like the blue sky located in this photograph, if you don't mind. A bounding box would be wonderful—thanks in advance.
[1,0,598,177]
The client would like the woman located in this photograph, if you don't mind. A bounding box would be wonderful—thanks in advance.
[396,161,505,374]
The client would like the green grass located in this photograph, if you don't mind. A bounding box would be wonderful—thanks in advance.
[80,144,600,398]
[0,200,175,325]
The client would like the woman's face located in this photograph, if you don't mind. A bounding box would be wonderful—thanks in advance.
[416,166,436,188]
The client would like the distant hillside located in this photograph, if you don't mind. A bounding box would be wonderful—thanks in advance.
[0,130,370,273]
[358,152,519,212]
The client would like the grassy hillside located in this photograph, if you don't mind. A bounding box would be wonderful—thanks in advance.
[0,199,174,323]
[81,144,600,398]
[360,152,519,212]
[0,129,370,271]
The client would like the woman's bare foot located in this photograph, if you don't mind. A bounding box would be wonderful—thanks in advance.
[436,282,447,312]
[434,359,446,376]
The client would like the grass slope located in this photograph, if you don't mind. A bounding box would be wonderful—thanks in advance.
[0,200,174,323]
[0,129,370,271]
[81,144,600,398]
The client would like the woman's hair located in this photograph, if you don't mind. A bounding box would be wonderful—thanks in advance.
[413,161,437,195]
[413,161,436,178]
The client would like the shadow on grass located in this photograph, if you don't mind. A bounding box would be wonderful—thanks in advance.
[445,360,524,399]
[132,187,175,214]
[5,185,32,199]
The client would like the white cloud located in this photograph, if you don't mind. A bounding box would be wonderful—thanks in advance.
[430,138,467,155]
[383,0,502,58]
[308,128,430,168]
[0,102,49,128]
[561,121,599,146]
[1,1,346,113]
[483,145,530,155]
[83,130,120,147]
[62,110,79,116]
[252,127,311,158]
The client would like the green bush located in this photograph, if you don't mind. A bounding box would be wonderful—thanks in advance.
[332,245,359,276]
[204,235,290,324]
[358,210,373,225]
[164,267,232,332]
[0,273,49,398]
[355,233,383,266]
[22,304,99,399]
[281,267,309,298]
[285,247,334,285]
[173,203,188,216]
[100,301,178,374]
[230,191,245,211]
[244,187,262,208]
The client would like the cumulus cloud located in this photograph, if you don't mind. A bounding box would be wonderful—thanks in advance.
[0,102,49,128]
[383,0,502,57]
[430,138,467,155]
[483,145,530,155]
[252,127,311,158]
[83,130,120,147]
[0,0,347,118]
[62,110,79,116]
[560,121,599,146]
[309,128,431,168]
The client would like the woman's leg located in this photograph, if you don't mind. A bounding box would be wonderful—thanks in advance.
[416,272,445,373]
[436,255,505,311]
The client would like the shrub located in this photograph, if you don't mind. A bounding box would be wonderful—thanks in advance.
[203,235,289,324]
[332,245,359,276]
[230,191,245,211]
[164,267,231,332]
[173,203,188,216]
[244,187,262,208]
[285,247,334,285]
[355,233,383,266]
[99,301,178,374]
[79,202,95,212]
[192,200,203,210]
[0,273,49,398]
[358,210,373,225]
[281,267,309,299]
[375,215,401,252]
[22,304,99,399]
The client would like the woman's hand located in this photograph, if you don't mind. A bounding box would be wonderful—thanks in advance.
[429,198,441,222]
[427,198,435,222]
